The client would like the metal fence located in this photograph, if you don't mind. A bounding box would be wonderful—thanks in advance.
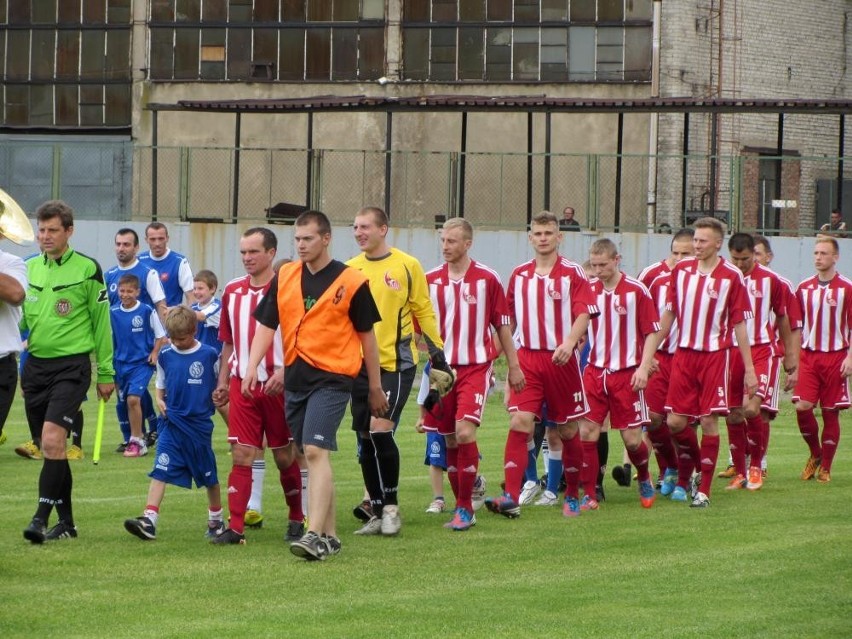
[1,137,848,234]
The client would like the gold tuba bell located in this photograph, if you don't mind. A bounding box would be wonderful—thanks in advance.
[0,188,34,245]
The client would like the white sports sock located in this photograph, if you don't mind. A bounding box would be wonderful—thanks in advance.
[300,467,309,517]
[247,459,265,512]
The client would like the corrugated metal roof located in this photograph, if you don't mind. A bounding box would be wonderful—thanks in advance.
[153,95,852,114]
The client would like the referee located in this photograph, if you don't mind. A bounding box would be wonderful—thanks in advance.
[21,200,115,543]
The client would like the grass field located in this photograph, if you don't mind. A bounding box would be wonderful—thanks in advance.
[1,378,850,639]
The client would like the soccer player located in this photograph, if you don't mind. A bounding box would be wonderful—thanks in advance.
[346,206,447,536]
[139,222,194,307]
[578,239,660,511]
[21,200,115,543]
[792,236,852,484]
[110,274,167,457]
[658,217,757,508]
[245,210,388,561]
[191,269,223,355]
[124,306,224,541]
[210,228,304,545]
[486,210,599,518]
[0,225,27,448]
[423,217,525,531]
[638,229,695,497]
[724,233,801,491]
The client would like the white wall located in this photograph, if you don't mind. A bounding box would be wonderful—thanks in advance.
[5,221,851,291]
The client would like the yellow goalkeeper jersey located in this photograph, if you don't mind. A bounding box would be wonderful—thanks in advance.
[347,247,443,372]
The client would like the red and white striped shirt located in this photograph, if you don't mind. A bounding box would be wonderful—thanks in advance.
[638,259,669,289]
[796,272,852,352]
[647,268,680,355]
[219,275,282,380]
[587,274,660,370]
[666,257,753,351]
[426,260,511,366]
[772,273,802,356]
[737,263,794,348]
[508,256,599,351]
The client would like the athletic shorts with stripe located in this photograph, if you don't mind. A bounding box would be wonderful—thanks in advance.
[422,362,493,436]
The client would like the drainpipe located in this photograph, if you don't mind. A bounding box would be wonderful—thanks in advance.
[646,0,662,233]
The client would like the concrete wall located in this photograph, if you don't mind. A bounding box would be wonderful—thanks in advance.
[6,221,850,294]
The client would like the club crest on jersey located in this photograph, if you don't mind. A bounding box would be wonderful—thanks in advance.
[384,272,401,290]
[706,286,719,299]
[160,272,169,282]
[826,291,837,306]
[333,285,346,305]
[132,315,144,328]
[189,361,204,378]
[547,285,562,300]
[749,284,763,298]
[54,298,72,316]
[613,296,627,314]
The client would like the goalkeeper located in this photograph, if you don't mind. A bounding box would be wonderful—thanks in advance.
[346,207,450,537]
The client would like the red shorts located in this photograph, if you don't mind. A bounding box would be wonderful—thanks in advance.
[227,377,292,449]
[582,365,649,430]
[423,362,494,436]
[645,351,673,416]
[792,350,851,410]
[727,343,775,409]
[508,348,588,423]
[665,349,730,418]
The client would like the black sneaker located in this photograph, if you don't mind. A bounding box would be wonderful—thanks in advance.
[321,534,341,556]
[285,519,305,543]
[124,516,157,541]
[23,518,47,544]
[205,520,226,539]
[115,442,128,453]
[352,499,372,522]
[210,527,246,545]
[145,430,158,448]
[595,483,606,502]
[612,464,632,487]
[45,520,78,541]
[290,531,326,561]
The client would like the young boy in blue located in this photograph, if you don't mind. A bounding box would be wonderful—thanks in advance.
[110,274,167,457]
[124,306,224,541]
[191,270,223,355]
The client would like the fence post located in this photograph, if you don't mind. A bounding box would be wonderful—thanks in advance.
[179,147,189,221]
[448,152,460,216]
[588,154,599,231]
[52,145,61,199]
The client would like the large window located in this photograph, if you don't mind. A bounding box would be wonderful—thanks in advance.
[402,0,653,82]
[0,0,132,128]
[149,0,386,81]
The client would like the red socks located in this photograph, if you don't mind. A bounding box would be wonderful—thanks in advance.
[647,422,678,471]
[698,434,720,496]
[561,432,583,500]
[227,465,252,534]
[672,427,700,488]
[279,461,304,522]
[796,408,822,458]
[746,415,766,468]
[821,410,841,472]
[446,446,459,501]
[503,429,529,501]
[726,421,747,477]
[580,440,598,499]
[456,441,479,511]
[626,440,651,483]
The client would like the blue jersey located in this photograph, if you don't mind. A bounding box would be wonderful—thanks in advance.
[104,260,165,308]
[192,298,223,355]
[110,301,165,367]
[139,248,193,306]
[155,341,218,436]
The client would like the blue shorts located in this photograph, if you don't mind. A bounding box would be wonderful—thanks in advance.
[116,362,155,402]
[149,422,219,489]
[423,432,447,469]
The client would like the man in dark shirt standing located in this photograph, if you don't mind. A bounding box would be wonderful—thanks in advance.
[559,206,581,232]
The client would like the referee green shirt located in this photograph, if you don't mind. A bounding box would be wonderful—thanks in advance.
[21,247,115,383]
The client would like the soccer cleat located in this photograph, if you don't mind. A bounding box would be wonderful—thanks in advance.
[352,499,373,522]
[639,479,656,508]
[611,464,631,487]
[425,498,446,514]
[670,486,688,502]
[145,430,158,448]
[725,474,747,490]
[124,516,157,541]
[579,495,599,511]
[45,520,78,541]
[801,455,821,481]
[123,439,148,458]
[562,496,581,518]
[717,464,737,479]
[471,475,487,511]
[290,531,326,561]
[660,468,679,496]
[321,534,342,556]
[115,442,128,454]
[381,506,402,536]
[285,519,305,542]
[689,472,702,500]
[519,480,542,506]
[15,440,41,460]
[353,516,383,536]
[690,491,710,508]
[484,493,521,518]
[442,509,459,529]
[210,527,246,545]
[66,445,84,461]
[23,518,47,544]
[746,466,763,491]
[534,490,559,506]
[595,484,606,502]
[449,507,476,531]
[244,509,264,529]
[816,468,831,484]
[205,520,226,539]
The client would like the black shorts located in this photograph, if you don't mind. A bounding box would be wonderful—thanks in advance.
[0,353,18,431]
[21,354,91,432]
[350,365,416,433]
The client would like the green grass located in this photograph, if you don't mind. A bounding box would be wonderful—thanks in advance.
[1,379,850,638]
